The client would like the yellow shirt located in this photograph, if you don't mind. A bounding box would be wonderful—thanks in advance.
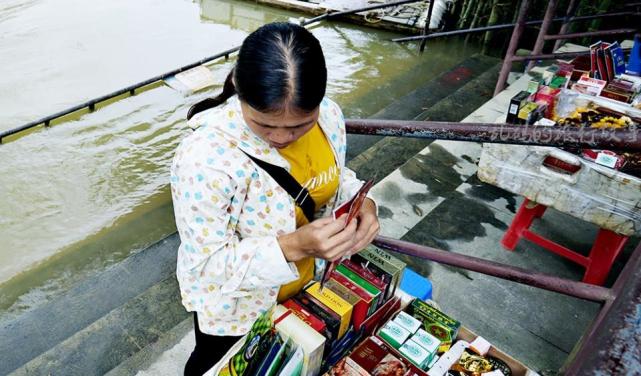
[277,123,339,301]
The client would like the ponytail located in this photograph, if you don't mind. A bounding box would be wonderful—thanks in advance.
[186,69,236,120]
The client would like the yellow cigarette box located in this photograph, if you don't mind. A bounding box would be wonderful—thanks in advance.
[305,282,353,339]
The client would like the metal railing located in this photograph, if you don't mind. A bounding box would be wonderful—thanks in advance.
[0,46,239,143]
[345,118,641,151]
[0,0,425,144]
[495,0,640,95]
[392,10,640,43]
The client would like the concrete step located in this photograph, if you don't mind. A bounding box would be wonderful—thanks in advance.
[346,54,501,161]
[9,276,187,376]
[104,317,193,376]
[348,58,500,183]
[0,235,182,375]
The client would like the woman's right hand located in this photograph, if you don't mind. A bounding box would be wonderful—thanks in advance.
[278,214,358,262]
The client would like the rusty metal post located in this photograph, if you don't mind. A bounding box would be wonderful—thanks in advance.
[563,242,641,375]
[553,0,579,51]
[526,0,559,71]
[544,28,638,40]
[344,119,641,151]
[392,11,640,43]
[511,48,631,62]
[494,0,531,96]
[419,0,435,53]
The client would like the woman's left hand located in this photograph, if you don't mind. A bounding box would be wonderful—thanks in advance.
[350,198,379,254]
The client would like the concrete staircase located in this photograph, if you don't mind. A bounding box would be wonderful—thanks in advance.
[1,236,187,376]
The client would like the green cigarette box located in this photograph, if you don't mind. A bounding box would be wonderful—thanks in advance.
[378,320,411,349]
[399,339,431,369]
[409,299,460,353]
[394,311,421,334]
[335,264,381,308]
[358,246,406,300]
[412,328,440,355]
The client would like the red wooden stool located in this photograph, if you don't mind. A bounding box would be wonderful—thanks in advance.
[501,198,629,285]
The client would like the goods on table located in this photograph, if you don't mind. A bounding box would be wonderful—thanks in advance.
[479,42,641,237]
[502,42,641,178]
[212,247,535,376]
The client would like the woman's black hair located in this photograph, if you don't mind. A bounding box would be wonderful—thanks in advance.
[187,22,327,120]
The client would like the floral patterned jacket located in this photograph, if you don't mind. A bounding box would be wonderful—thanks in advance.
[170,96,366,335]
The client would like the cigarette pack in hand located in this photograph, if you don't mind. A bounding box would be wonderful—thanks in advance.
[332,180,374,225]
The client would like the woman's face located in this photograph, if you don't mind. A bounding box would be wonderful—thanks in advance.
[240,101,319,149]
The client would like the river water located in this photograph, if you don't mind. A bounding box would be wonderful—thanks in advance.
[0,0,479,316]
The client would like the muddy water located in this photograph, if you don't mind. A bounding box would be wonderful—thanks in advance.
[0,0,479,316]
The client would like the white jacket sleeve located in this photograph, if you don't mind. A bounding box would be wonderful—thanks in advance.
[171,159,299,296]
[339,167,364,202]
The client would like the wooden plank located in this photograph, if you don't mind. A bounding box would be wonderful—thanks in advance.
[237,0,423,33]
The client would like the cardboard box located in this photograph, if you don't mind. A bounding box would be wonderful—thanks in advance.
[330,270,378,316]
[399,339,432,369]
[450,330,531,376]
[350,253,395,300]
[573,76,607,96]
[361,296,402,337]
[346,336,427,376]
[506,91,531,123]
[386,302,534,376]
[273,305,326,376]
[341,259,388,299]
[534,86,560,119]
[408,299,460,353]
[394,311,422,334]
[335,264,382,309]
[323,278,369,331]
[355,247,406,301]
[294,293,342,345]
[282,299,327,334]
[323,327,361,372]
[323,357,366,376]
[412,328,440,356]
[600,85,633,103]
[306,282,353,340]
[378,320,411,349]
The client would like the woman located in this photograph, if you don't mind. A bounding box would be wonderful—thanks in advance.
[170,22,379,376]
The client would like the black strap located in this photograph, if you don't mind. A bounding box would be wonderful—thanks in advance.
[241,151,316,223]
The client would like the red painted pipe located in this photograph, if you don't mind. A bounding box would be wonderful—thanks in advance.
[526,0,558,71]
[373,235,613,303]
